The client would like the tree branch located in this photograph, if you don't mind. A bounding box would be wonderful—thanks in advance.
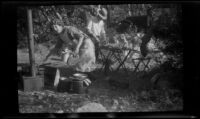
[51,6,63,20]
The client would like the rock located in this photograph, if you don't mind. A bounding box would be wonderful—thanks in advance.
[111,99,119,110]
[56,110,64,113]
[76,102,107,112]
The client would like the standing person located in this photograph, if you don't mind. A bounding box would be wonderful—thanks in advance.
[84,5,107,61]
[45,19,96,72]
[86,5,107,43]
[96,5,108,44]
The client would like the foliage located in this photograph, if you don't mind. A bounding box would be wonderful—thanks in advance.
[17,4,181,44]
[17,4,182,69]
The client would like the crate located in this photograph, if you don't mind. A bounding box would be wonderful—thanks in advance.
[23,76,44,92]
[41,63,77,88]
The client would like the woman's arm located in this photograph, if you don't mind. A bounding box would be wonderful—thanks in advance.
[70,27,85,54]
[75,35,84,54]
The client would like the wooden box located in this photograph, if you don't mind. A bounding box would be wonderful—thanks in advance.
[41,63,77,88]
[23,76,44,92]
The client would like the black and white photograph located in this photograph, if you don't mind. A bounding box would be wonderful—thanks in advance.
[16,3,185,114]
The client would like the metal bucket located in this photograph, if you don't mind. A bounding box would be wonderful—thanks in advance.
[72,79,84,94]
[71,73,88,94]
[57,77,72,92]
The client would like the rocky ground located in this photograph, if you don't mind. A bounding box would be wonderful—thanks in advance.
[18,87,183,113]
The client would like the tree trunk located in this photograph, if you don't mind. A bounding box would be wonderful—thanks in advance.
[130,4,134,16]
[106,5,110,28]
[128,4,132,16]
[27,9,36,77]
[147,7,152,28]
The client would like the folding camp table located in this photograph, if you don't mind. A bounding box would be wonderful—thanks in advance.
[99,45,140,75]
[132,57,151,72]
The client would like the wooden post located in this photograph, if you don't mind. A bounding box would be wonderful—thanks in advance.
[27,9,36,77]
[128,4,132,17]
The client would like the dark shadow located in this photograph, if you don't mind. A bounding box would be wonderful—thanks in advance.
[50,58,62,61]
[17,71,24,91]
[17,63,30,67]
[39,63,52,67]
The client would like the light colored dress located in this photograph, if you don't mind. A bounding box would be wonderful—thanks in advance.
[59,26,96,72]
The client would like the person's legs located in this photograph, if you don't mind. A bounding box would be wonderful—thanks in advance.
[100,30,107,45]
[89,36,99,62]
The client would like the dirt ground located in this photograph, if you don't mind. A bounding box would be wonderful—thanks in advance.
[17,45,183,113]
